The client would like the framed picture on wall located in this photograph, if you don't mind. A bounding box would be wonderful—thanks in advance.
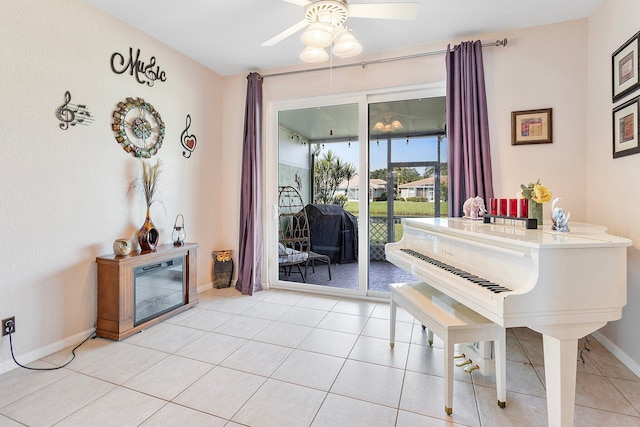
[612,96,640,158]
[511,108,553,145]
[612,31,640,102]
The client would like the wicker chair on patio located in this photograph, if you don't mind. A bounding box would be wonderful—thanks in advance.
[278,186,331,282]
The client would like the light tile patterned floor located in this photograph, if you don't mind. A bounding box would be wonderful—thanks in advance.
[1,287,639,426]
[279,260,418,292]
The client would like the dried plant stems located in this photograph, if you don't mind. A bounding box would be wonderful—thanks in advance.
[129,159,162,209]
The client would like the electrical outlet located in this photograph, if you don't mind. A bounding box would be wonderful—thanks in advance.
[2,316,15,336]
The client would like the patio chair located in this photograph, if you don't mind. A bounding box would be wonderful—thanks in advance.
[278,186,331,282]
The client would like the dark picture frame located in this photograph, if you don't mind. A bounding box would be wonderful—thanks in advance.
[511,108,553,145]
[612,96,640,158]
[612,31,640,102]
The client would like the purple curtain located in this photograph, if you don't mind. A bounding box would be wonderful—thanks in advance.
[236,72,263,295]
[445,41,494,217]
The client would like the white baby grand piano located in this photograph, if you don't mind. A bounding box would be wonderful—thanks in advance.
[386,217,631,427]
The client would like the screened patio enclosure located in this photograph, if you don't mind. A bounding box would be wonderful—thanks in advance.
[276,92,448,295]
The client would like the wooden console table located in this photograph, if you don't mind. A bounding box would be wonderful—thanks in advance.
[96,243,198,340]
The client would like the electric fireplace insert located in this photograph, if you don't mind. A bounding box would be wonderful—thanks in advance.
[134,256,184,326]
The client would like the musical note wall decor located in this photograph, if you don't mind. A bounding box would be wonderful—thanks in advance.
[180,114,197,158]
[56,91,93,130]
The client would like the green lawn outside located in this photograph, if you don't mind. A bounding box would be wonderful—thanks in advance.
[344,201,449,217]
[344,201,449,241]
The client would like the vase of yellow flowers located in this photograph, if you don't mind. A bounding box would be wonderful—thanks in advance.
[519,179,552,226]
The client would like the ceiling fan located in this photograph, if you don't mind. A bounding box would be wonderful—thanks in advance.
[262,0,420,63]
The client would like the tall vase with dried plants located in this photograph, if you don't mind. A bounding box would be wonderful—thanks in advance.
[130,159,162,252]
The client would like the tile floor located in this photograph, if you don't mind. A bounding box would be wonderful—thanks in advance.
[1,287,639,426]
[279,260,418,292]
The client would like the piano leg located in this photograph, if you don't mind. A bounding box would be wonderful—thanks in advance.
[496,332,507,408]
[444,334,454,415]
[389,297,396,349]
[542,334,578,427]
[532,322,607,427]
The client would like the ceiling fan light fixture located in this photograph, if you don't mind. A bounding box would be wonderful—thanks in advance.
[332,29,363,58]
[300,45,329,63]
[262,0,420,63]
[373,118,403,133]
[300,22,333,48]
[305,0,348,27]
[316,10,342,28]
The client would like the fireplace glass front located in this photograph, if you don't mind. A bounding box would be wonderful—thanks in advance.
[134,256,185,326]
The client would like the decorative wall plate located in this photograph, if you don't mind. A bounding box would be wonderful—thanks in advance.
[112,97,165,157]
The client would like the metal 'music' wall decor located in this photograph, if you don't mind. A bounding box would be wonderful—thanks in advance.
[56,91,93,130]
[110,47,167,87]
[180,114,197,158]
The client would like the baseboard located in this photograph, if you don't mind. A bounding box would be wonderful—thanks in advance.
[0,327,95,376]
[198,279,241,294]
[197,281,214,294]
[592,331,640,378]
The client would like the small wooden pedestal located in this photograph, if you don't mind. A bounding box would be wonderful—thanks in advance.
[96,243,198,340]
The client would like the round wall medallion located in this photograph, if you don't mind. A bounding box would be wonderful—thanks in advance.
[112,97,165,158]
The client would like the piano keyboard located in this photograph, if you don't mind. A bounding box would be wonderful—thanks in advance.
[399,248,512,294]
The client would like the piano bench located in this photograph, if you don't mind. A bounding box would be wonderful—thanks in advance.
[389,282,506,416]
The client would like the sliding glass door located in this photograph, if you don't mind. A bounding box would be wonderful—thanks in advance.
[276,102,361,293]
[270,85,446,297]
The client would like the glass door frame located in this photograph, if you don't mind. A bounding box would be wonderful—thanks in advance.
[266,83,446,299]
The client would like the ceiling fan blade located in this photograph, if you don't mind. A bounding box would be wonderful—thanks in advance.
[348,3,420,20]
[282,0,309,6]
[262,19,309,47]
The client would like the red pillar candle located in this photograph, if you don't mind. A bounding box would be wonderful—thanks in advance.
[489,198,498,215]
[519,198,529,218]
[498,199,508,216]
[509,199,518,217]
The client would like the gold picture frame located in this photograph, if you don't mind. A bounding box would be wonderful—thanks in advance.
[612,31,640,102]
[612,96,640,158]
[511,108,553,145]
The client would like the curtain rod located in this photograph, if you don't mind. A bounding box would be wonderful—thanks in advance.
[261,38,507,78]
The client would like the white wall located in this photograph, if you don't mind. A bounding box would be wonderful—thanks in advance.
[278,126,311,203]
[587,0,640,369]
[486,21,589,218]
[0,0,222,373]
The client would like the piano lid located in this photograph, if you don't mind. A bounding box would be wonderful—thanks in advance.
[402,218,632,250]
